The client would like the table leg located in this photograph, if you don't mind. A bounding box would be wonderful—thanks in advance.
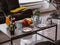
[55,25,57,41]
[35,32,37,42]
[11,39,13,45]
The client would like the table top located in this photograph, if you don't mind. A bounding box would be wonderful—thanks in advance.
[0,23,39,38]
[0,22,57,44]
[0,23,57,39]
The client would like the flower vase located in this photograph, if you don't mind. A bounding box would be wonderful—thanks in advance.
[10,31,15,35]
[36,16,41,24]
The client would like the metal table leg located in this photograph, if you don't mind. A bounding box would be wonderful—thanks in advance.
[11,38,13,45]
[55,25,57,41]
[35,32,37,43]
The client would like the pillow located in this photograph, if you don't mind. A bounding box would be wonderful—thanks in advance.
[10,6,27,13]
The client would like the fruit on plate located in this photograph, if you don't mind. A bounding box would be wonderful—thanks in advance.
[21,18,27,25]
[26,18,32,25]
[21,18,32,25]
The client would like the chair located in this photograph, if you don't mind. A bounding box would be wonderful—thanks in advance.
[35,41,56,45]
[50,0,60,18]
[35,40,60,45]
[5,0,33,19]
[0,0,33,24]
[0,31,10,45]
[55,40,60,45]
[5,0,20,11]
[53,0,60,9]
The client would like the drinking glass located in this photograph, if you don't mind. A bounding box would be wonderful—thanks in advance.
[16,21,22,30]
[31,15,38,27]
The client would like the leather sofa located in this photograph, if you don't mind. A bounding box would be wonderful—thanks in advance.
[0,0,33,24]
[0,9,33,24]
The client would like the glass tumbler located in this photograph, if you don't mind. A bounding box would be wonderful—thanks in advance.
[16,21,22,30]
[31,15,38,26]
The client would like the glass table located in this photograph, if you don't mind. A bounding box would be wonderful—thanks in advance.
[0,22,57,45]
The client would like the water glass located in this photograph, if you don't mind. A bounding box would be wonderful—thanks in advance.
[31,15,37,26]
[38,17,42,24]
[16,21,22,30]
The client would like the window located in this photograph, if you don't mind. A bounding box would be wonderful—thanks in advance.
[19,0,44,4]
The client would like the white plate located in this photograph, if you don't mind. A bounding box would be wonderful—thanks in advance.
[22,27,32,32]
[37,24,47,27]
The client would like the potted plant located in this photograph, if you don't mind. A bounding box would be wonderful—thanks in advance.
[7,22,16,35]
[33,8,40,16]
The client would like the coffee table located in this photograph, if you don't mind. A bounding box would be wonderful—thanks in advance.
[0,23,57,45]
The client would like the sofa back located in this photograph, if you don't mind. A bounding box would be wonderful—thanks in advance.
[5,0,20,10]
[0,0,20,15]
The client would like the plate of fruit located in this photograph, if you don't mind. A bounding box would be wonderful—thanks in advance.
[21,18,32,27]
